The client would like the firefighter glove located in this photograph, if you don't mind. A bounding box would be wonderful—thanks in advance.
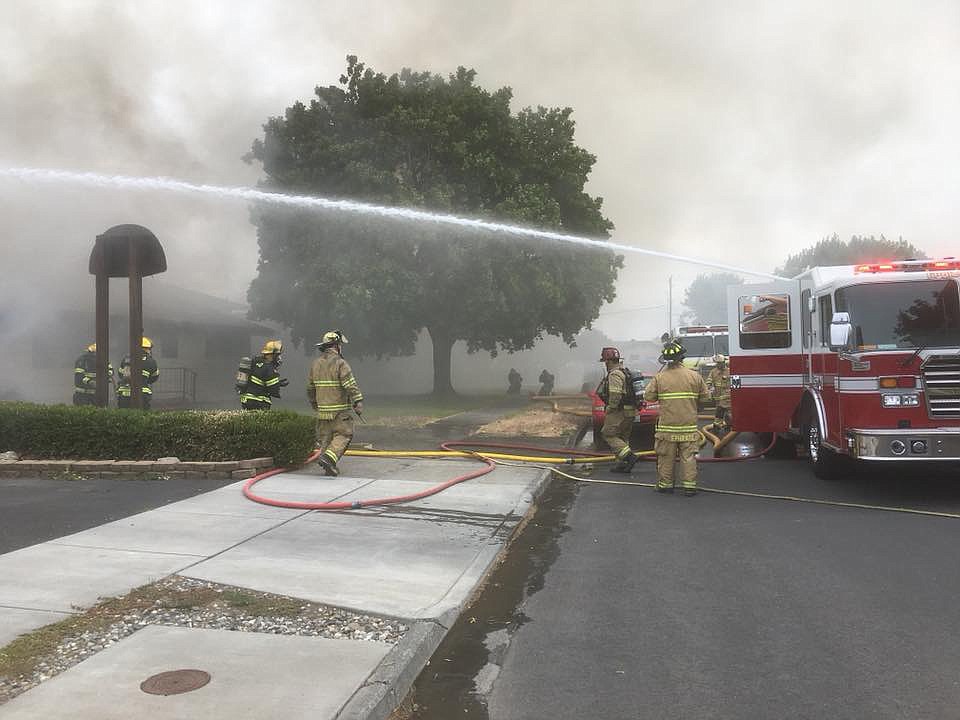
[278,378,289,387]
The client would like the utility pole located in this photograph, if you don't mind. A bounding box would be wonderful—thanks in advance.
[668,275,673,337]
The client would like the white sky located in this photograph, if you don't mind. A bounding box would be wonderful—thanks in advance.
[2,0,959,341]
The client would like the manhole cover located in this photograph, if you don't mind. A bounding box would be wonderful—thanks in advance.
[140,669,211,695]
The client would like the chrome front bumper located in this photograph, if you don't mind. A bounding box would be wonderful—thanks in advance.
[848,427,960,460]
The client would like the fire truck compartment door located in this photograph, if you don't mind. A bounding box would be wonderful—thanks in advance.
[727,281,803,432]
[727,281,801,356]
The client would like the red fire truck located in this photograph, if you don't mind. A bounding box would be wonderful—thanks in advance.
[727,259,960,478]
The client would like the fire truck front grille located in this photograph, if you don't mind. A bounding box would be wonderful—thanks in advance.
[922,356,960,418]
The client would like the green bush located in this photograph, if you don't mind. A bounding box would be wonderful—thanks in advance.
[0,403,316,466]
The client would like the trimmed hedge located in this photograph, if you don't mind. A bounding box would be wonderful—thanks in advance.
[0,402,316,467]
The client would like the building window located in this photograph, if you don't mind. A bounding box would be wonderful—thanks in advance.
[738,293,792,349]
[157,332,179,359]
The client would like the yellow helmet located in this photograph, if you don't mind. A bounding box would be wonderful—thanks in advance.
[261,339,283,355]
[318,330,348,347]
[713,354,727,364]
[141,336,153,349]
[87,343,97,352]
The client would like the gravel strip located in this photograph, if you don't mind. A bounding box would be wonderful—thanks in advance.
[0,575,407,704]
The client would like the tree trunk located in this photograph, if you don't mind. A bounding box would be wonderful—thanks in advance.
[428,327,456,397]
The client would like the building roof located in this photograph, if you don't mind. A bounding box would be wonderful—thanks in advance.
[55,279,277,334]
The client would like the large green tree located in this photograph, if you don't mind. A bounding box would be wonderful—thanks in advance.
[681,272,744,325]
[776,234,925,277]
[245,56,620,394]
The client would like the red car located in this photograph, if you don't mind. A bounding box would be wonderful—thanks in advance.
[590,378,659,450]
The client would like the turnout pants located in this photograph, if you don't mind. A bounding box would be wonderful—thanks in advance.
[73,392,96,407]
[601,407,635,462]
[654,434,700,490]
[316,411,355,468]
[117,394,152,410]
[714,404,732,430]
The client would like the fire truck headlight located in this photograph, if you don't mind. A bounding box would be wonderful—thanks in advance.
[881,394,902,407]
[901,394,920,406]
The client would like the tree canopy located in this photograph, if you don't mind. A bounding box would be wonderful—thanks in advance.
[776,234,926,277]
[245,56,620,394]
[681,272,743,325]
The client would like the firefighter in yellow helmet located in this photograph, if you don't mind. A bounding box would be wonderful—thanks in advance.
[308,330,364,476]
[597,347,637,473]
[707,354,732,431]
[643,340,711,495]
[73,343,113,406]
[116,337,160,410]
[240,340,289,410]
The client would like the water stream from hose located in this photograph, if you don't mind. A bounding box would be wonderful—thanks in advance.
[0,166,788,280]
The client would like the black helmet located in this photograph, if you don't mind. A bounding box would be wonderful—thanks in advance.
[659,341,686,364]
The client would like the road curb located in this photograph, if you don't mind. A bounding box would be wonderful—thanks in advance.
[334,463,555,720]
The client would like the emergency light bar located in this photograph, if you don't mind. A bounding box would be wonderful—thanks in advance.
[855,259,959,273]
[677,326,727,334]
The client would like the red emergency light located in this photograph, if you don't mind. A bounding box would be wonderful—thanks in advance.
[855,259,960,273]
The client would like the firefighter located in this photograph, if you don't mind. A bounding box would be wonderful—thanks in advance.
[116,337,160,410]
[597,347,637,473]
[538,369,555,396]
[73,343,112,406]
[308,330,364,476]
[707,354,732,430]
[507,368,523,394]
[240,340,289,410]
[644,340,711,495]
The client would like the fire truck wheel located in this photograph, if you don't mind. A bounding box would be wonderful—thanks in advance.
[806,415,846,480]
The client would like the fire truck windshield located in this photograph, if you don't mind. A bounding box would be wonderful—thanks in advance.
[679,336,715,358]
[834,279,960,350]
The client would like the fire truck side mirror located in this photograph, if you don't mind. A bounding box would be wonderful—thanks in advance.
[830,312,852,348]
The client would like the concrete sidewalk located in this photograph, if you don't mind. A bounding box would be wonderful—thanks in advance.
[0,451,550,719]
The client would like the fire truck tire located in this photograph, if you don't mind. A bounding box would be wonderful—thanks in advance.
[805,415,846,480]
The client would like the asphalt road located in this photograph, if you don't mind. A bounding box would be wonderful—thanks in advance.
[0,476,236,554]
[412,451,960,720]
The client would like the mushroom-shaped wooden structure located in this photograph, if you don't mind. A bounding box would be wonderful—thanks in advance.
[88,225,167,408]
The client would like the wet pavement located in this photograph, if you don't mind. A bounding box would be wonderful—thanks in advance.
[405,435,960,720]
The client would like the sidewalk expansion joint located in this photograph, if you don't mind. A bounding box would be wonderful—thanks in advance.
[0,603,72,614]
[47,542,205,558]
[175,507,315,573]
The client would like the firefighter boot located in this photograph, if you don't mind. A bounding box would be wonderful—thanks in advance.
[317,455,340,477]
[609,449,637,473]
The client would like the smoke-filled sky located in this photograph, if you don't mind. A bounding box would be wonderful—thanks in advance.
[2,0,959,340]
